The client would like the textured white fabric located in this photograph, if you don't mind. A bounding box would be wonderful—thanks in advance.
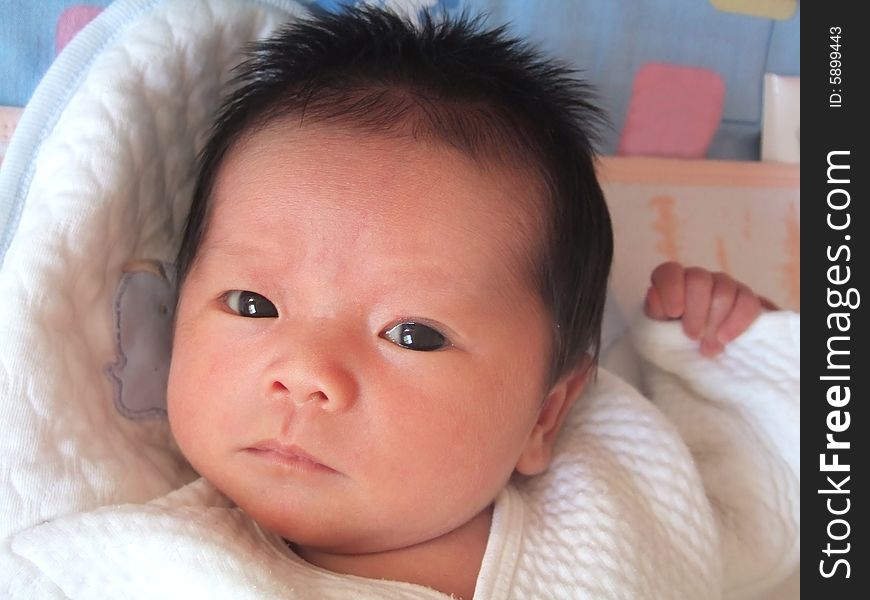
[7,313,799,599]
[632,311,800,599]
[0,0,307,593]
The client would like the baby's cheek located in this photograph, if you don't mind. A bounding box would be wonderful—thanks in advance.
[166,365,195,452]
[166,351,214,457]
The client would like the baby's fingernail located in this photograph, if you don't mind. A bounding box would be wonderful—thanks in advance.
[700,339,723,357]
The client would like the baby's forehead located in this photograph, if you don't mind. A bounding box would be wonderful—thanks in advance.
[230,108,550,206]
[206,121,550,288]
[223,119,548,227]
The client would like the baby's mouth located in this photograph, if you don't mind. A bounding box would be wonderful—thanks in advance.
[245,440,339,475]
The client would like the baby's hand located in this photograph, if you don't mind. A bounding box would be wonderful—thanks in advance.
[643,262,776,356]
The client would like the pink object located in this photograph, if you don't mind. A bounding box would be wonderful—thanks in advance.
[55,5,105,55]
[618,63,725,159]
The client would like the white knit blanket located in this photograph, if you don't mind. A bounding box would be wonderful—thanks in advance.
[5,312,800,599]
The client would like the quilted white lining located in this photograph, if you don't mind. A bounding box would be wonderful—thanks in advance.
[0,0,308,562]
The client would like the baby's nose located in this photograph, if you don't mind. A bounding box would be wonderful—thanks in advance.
[266,329,359,414]
[270,360,357,413]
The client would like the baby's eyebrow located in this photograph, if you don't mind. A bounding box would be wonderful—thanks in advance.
[197,238,300,273]
[197,238,260,258]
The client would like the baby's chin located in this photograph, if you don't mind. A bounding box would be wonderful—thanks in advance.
[227,487,394,554]
[235,488,485,558]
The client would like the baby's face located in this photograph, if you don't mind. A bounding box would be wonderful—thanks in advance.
[168,122,555,554]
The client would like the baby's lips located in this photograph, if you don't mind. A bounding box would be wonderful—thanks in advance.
[247,440,341,474]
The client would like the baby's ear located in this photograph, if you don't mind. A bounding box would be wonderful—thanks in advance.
[514,355,592,476]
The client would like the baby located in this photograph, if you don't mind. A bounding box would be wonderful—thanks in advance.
[166,7,798,599]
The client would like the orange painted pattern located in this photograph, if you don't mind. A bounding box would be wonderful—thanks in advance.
[649,194,680,261]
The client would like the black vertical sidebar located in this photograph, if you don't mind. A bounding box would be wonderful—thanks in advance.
[803,2,868,596]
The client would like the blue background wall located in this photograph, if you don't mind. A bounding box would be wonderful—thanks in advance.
[1,0,800,160]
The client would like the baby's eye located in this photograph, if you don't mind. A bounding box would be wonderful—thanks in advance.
[224,290,279,318]
[382,322,449,351]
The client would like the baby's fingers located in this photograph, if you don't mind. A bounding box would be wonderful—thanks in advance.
[700,273,739,356]
[681,268,713,339]
[644,285,670,320]
[647,262,686,319]
[715,284,763,345]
